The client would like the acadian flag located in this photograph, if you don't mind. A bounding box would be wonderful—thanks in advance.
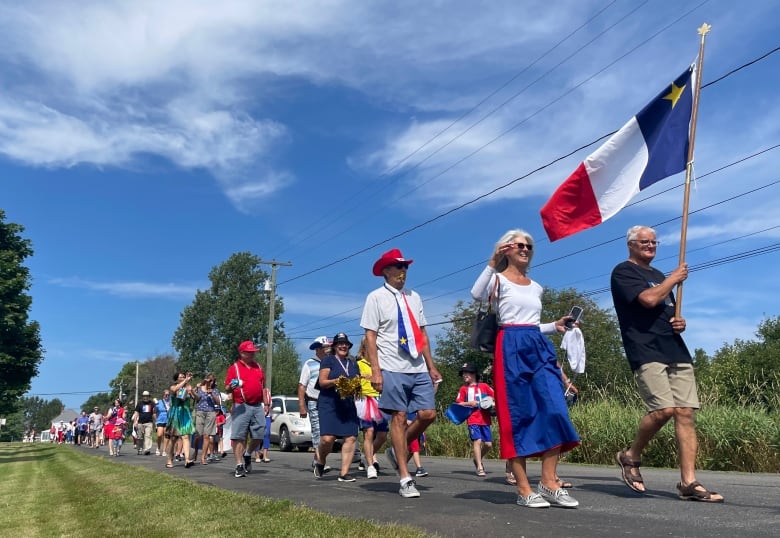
[540,64,695,242]
[395,292,426,358]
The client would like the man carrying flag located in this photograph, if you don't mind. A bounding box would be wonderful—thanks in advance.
[541,64,695,242]
[361,248,442,498]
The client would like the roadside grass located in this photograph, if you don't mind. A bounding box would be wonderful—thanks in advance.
[423,400,780,472]
[0,443,429,538]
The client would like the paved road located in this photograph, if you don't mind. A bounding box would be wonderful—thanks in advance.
[83,445,778,537]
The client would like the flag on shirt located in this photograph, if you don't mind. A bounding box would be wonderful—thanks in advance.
[540,64,695,242]
[396,293,426,358]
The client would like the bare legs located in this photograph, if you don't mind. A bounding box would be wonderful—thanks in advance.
[510,448,563,497]
[317,434,356,476]
[390,410,435,480]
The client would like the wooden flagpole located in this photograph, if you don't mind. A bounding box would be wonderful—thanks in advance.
[675,23,711,318]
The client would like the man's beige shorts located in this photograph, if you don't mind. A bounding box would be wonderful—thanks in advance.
[634,362,700,412]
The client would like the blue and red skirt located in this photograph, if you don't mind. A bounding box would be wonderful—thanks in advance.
[494,325,580,459]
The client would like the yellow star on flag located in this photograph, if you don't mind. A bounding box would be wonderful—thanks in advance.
[663,81,686,108]
[399,337,407,345]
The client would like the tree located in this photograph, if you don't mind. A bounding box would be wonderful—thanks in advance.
[172,252,284,376]
[262,337,301,395]
[0,210,44,416]
[19,396,63,433]
[699,316,780,409]
[82,393,114,414]
[107,354,178,406]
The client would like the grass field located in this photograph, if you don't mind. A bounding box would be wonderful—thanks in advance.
[0,443,428,538]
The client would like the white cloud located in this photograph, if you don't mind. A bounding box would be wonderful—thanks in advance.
[48,277,201,299]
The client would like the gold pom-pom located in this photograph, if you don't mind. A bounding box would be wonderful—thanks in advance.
[334,375,363,399]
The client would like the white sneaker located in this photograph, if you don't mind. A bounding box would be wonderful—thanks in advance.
[516,492,550,508]
[399,480,420,498]
[366,465,378,479]
[155,449,161,456]
[537,482,579,508]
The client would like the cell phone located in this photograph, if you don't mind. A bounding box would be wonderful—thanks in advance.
[565,306,584,329]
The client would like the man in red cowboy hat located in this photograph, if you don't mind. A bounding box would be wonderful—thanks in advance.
[360,248,442,498]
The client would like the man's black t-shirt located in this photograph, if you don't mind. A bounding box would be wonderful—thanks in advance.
[134,401,155,424]
[610,260,691,371]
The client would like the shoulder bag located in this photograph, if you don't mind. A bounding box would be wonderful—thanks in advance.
[470,274,500,352]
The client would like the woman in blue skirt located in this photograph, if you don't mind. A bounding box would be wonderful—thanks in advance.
[472,229,580,509]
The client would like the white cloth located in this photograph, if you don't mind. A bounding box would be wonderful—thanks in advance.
[561,327,586,373]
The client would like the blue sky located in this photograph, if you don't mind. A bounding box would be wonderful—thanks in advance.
[3,0,779,411]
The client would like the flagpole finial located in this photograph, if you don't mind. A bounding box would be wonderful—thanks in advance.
[697,23,711,37]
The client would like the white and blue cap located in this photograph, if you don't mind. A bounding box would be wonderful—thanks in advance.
[309,336,332,350]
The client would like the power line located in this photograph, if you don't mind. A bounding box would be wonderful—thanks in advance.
[279,41,776,286]
[284,174,780,338]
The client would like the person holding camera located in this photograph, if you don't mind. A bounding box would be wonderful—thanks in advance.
[471,229,580,509]
[165,371,195,468]
[194,374,221,465]
[225,340,271,478]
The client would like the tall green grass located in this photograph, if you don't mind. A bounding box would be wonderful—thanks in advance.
[422,398,779,472]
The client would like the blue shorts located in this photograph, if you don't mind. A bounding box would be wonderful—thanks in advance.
[468,424,493,442]
[230,403,266,441]
[360,412,390,432]
[378,371,435,414]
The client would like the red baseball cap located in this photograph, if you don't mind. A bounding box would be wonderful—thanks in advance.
[238,341,260,353]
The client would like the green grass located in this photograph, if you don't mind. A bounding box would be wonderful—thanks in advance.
[0,444,429,538]
[422,399,780,472]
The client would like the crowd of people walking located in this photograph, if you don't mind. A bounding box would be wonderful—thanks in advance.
[62,229,724,508]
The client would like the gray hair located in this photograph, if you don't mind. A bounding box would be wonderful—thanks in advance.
[494,228,534,272]
[626,225,655,242]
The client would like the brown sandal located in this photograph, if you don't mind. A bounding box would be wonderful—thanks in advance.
[677,481,724,503]
[616,450,645,493]
[555,476,573,489]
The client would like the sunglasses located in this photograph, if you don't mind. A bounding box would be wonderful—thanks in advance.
[631,239,660,246]
[392,262,410,269]
[511,242,533,251]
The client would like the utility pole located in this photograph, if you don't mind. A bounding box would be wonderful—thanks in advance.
[258,259,291,394]
[134,361,139,406]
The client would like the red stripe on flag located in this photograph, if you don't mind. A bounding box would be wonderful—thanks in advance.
[540,162,603,242]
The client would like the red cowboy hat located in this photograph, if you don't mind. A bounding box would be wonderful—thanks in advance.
[372,248,414,276]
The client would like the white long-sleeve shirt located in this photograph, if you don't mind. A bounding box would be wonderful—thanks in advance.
[471,265,557,335]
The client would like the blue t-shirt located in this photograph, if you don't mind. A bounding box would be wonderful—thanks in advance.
[155,398,170,424]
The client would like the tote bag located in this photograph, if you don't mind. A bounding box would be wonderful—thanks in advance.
[470,275,500,352]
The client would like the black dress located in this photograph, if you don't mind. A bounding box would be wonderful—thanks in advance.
[317,354,360,437]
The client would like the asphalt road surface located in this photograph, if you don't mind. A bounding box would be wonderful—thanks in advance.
[82,445,778,537]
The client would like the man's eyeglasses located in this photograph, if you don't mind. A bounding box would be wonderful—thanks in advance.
[392,262,410,269]
[631,239,660,246]
[511,242,533,251]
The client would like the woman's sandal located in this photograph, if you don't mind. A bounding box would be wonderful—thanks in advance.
[165,463,174,468]
[184,460,194,469]
[477,467,487,477]
[555,476,573,489]
[505,471,517,485]
[616,450,646,493]
[677,481,724,503]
